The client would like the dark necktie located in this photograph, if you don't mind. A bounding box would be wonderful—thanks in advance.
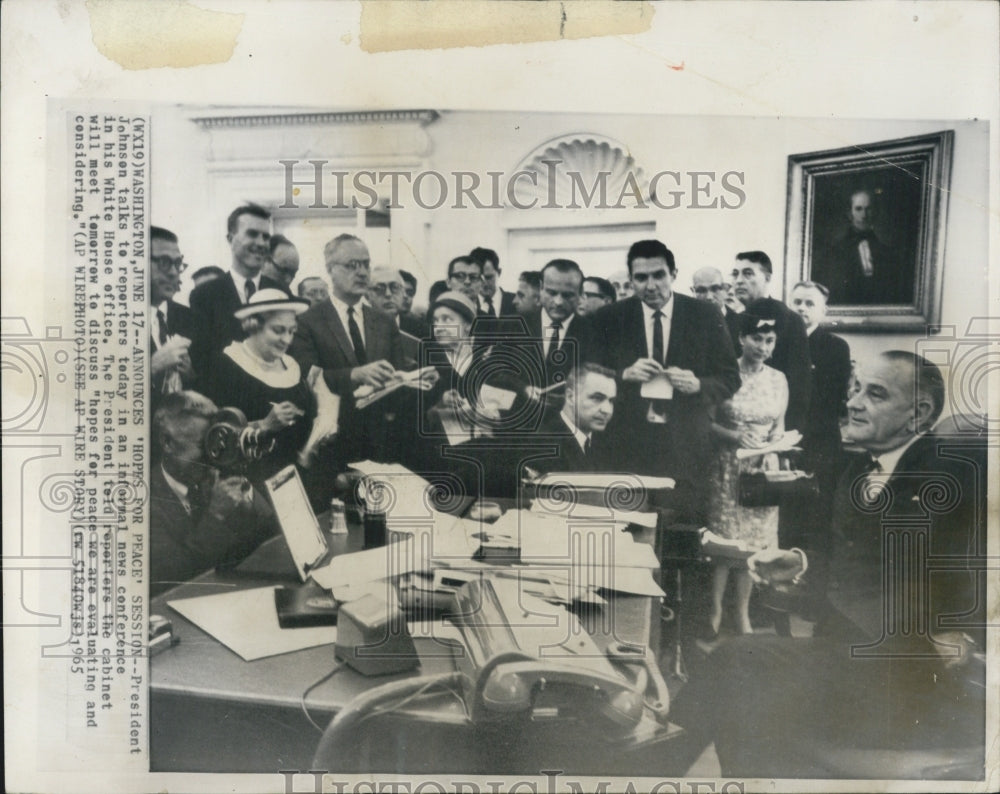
[547,321,562,364]
[244,279,256,303]
[583,437,592,457]
[485,298,496,317]
[155,309,168,346]
[652,310,665,365]
[347,306,368,365]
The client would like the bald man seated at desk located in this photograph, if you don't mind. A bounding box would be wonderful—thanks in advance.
[150,391,278,596]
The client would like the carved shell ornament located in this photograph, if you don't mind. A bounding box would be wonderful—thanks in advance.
[510,136,651,210]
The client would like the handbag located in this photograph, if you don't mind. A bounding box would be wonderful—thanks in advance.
[738,470,819,507]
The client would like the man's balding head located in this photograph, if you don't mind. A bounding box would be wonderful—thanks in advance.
[691,267,728,309]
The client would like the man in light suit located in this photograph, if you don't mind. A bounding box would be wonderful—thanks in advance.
[289,234,411,487]
[588,240,741,518]
[189,204,289,374]
[668,351,986,778]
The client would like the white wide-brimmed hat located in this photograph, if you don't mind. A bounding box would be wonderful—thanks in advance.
[233,288,310,320]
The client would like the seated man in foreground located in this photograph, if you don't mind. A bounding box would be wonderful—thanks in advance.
[667,350,987,778]
[528,362,617,474]
[151,391,278,596]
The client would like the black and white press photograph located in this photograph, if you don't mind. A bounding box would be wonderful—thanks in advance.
[2,3,996,794]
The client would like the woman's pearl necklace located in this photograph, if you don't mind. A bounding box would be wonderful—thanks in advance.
[241,341,283,370]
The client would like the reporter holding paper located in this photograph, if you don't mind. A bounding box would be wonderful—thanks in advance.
[288,235,412,501]
[704,310,788,637]
[204,289,316,483]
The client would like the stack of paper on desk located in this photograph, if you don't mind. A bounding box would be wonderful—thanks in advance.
[485,510,665,597]
[528,471,676,491]
[531,500,659,528]
[167,587,337,661]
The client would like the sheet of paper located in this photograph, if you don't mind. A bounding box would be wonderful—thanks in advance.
[167,587,337,662]
[478,383,517,411]
[319,537,422,595]
[532,501,659,528]
[529,472,675,491]
[640,373,674,400]
[298,365,341,467]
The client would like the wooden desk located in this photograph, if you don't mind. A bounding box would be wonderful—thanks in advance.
[150,509,665,773]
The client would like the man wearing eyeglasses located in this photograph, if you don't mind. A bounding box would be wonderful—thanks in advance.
[189,204,288,375]
[290,235,420,489]
[691,266,742,351]
[445,256,483,305]
[578,277,616,316]
[150,226,200,405]
[262,234,300,291]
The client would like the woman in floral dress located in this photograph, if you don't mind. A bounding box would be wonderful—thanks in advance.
[706,311,788,636]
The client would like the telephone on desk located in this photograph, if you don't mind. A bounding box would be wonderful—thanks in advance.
[337,572,669,733]
[449,576,669,733]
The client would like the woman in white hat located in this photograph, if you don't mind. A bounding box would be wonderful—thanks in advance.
[204,289,316,481]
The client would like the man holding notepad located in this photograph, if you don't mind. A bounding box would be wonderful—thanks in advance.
[588,240,741,520]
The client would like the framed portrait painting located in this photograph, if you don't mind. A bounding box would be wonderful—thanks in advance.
[784,131,953,331]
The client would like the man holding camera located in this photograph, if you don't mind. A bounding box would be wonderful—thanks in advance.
[151,391,278,596]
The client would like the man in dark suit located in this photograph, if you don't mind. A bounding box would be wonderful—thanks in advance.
[150,391,278,596]
[731,250,812,433]
[691,266,742,351]
[398,270,430,338]
[818,189,908,305]
[530,363,617,474]
[470,246,517,318]
[668,351,986,778]
[588,240,740,517]
[289,234,412,487]
[189,204,288,374]
[784,280,852,554]
[150,226,200,405]
[508,259,597,410]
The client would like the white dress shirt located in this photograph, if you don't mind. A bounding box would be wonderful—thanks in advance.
[559,408,590,454]
[231,270,262,304]
[329,293,366,348]
[541,308,574,358]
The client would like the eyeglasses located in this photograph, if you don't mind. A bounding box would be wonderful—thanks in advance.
[152,255,187,273]
[693,284,729,295]
[330,259,371,272]
[583,291,606,300]
[450,272,482,283]
[370,283,403,296]
[270,262,299,277]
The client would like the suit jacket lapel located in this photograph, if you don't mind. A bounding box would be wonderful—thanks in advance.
[665,296,685,368]
[224,272,243,310]
[628,299,648,361]
[322,301,357,366]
